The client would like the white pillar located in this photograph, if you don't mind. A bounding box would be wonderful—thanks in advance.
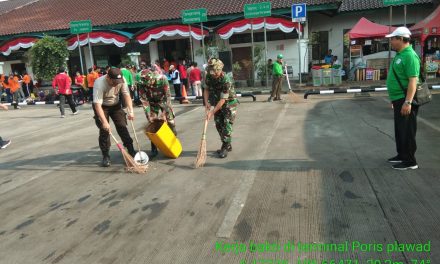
[192,39,204,66]
[0,62,4,75]
[149,41,159,64]
[83,46,93,70]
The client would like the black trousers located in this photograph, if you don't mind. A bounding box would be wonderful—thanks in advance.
[174,84,182,98]
[59,94,77,116]
[392,98,419,164]
[93,104,134,157]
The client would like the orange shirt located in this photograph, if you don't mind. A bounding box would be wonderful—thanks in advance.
[9,76,20,92]
[87,72,99,88]
[23,74,31,84]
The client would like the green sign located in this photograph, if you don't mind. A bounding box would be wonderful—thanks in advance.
[244,2,271,19]
[182,8,208,24]
[383,0,415,6]
[70,20,92,34]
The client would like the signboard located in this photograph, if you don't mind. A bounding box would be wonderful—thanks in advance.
[182,8,208,24]
[383,0,415,6]
[70,20,92,34]
[244,2,271,19]
[292,4,307,22]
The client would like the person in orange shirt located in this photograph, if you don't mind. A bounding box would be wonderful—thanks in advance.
[9,74,21,109]
[22,72,32,98]
[87,68,99,102]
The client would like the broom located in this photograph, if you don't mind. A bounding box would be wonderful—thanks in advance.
[194,114,209,168]
[285,64,304,103]
[110,132,148,174]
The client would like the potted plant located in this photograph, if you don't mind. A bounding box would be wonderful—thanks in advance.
[232,62,242,88]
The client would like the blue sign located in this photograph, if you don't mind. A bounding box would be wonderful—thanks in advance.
[292,4,307,22]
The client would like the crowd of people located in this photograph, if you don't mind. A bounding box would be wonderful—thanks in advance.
[0,72,34,109]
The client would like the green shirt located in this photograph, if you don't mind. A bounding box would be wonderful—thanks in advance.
[121,68,133,86]
[273,61,283,77]
[386,45,420,102]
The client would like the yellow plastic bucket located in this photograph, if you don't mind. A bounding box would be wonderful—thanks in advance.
[145,120,182,159]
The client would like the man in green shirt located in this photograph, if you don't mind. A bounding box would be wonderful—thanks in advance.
[268,54,284,102]
[121,64,134,100]
[385,27,420,170]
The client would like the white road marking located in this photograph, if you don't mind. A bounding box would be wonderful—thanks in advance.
[216,103,288,238]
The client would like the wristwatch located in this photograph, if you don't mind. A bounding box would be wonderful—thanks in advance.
[405,100,412,106]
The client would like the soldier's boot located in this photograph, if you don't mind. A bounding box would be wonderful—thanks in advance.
[216,142,232,154]
[218,143,231,159]
[150,142,159,159]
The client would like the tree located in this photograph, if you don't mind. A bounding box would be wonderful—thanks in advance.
[29,35,69,81]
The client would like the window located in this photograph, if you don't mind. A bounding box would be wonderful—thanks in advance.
[310,31,329,61]
[229,31,298,44]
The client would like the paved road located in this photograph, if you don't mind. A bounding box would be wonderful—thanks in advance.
[0,93,439,264]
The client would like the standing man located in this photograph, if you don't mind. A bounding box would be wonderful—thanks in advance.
[169,65,182,101]
[0,103,11,149]
[22,72,32,98]
[121,65,134,100]
[52,67,78,118]
[204,58,238,159]
[385,27,420,171]
[268,54,284,102]
[138,66,177,158]
[190,62,202,97]
[93,68,136,167]
[87,68,99,103]
[9,74,21,109]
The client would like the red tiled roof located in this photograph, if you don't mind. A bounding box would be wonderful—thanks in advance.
[0,0,338,36]
[339,0,433,12]
[0,0,39,15]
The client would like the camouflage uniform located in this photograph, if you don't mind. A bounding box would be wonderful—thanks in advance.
[138,70,176,133]
[205,72,238,146]
[138,70,176,156]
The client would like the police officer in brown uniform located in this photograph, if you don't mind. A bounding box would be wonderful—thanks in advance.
[93,68,136,167]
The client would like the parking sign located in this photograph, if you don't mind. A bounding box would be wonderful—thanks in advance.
[292,4,307,22]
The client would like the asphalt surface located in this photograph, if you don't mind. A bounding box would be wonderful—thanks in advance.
[0,93,439,264]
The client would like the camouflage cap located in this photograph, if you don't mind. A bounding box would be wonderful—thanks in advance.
[207,58,224,72]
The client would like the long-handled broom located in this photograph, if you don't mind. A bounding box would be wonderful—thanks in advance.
[194,114,209,168]
[285,64,304,103]
[110,132,148,174]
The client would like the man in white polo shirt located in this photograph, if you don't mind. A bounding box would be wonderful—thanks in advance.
[93,68,136,167]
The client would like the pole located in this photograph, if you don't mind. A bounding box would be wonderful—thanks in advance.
[87,33,94,68]
[77,34,84,74]
[251,18,255,87]
[298,22,302,86]
[388,6,392,72]
[404,5,407,27]
[189,24,194,62]
[264,18,268,90]
[201,22,206,64]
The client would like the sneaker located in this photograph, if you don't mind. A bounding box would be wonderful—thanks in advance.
[60,115,65,118]
[387,156,402,163]
[392,163,419,171]
[0,140,11,149]
[15,106,21,109]
[101,156,111,167]
[267,97,273,102]
[73,110,79,115]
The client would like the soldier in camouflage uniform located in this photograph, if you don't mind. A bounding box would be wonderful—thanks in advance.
[138,65,177,158]
[204,58,238,158]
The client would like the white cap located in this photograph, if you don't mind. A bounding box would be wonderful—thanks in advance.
[386,27,412,38]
